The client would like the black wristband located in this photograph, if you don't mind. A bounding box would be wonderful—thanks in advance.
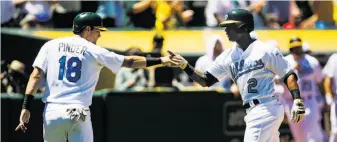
[290,89,301,99]
[22,94,35,110]
[183,64,194,76]
[146,57,162,67]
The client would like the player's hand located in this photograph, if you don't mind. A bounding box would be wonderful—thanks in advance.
[160,55,181,67]
[15,109,30,133]
[167,50,188,69]
[291,99,305,123]
[326,93,334,105]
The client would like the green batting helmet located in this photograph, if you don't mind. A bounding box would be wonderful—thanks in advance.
[219,9,254,31]
[72,12,108,33]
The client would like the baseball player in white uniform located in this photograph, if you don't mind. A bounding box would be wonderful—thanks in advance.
[168,9,305,142]
[279,37,326,142]
[323,53,337,142]
[15,12,179,142]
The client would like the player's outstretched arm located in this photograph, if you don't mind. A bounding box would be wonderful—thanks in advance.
[122,55,180,68]
[15,67,44,133]
[167,51,218,87]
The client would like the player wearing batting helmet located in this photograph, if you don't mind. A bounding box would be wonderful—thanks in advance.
[168,9,305,141]
[72,12,108,34]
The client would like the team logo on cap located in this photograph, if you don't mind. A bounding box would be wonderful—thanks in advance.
[224,14,228,20]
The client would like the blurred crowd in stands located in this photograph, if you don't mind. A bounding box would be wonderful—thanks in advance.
[1,0,337,30]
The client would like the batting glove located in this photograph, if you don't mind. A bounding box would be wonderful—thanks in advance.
[291,99,305,123]
[167,51,188,69]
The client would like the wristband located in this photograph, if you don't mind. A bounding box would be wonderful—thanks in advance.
[146,57,162,67]
[290,89,301,99]
[22,94,34,110]
[180,61,188,69]
[183,63,194,76]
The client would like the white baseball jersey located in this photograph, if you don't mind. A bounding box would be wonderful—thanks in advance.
[281,54,324,100]
[207,40,293,103]
[323,53,337,93]
[33,36,124,107]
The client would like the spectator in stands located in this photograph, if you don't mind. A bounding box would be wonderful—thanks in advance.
[49,0,66,14]
[125,0,156,29]
[300,1,336,29]
[51,1,81,28]
[295,1,314,27]
[154,0,194,35]
[96,0,125,27]
[1,60,28,94]
[16,1,52,29]
[115,47,149,91]
[262,0,301,29]
[55,1,80,13]
[125,0,193,30]
[205,0,266,28]
[1,0,18,27]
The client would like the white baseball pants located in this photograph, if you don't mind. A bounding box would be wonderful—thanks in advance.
[43,103,93,142]
[244,99,284,142]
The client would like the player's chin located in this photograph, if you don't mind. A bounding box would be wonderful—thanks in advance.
[227,37,236,42]
[92,40,97,44]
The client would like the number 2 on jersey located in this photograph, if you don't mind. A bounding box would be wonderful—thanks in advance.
[58,56,82,82]
[247,78,258,93]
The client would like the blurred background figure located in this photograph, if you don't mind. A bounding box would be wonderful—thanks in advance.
[1,0,18,27]
[262,0,300,29]
[323,53,337,142]
[302,42,312,55]
[300,1,336,29]
[1,60,28,94]
[96,0,125,27]
[279,36,327,142]
[15,1,52,29]
[154,0,194,35]
[195,34,231,90]
[124,0,156,29]
[151,34,165,54]
[205,0,265,28]
[115,47,149,91]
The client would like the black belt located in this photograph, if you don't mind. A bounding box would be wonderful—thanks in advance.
[243,99,260,109]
